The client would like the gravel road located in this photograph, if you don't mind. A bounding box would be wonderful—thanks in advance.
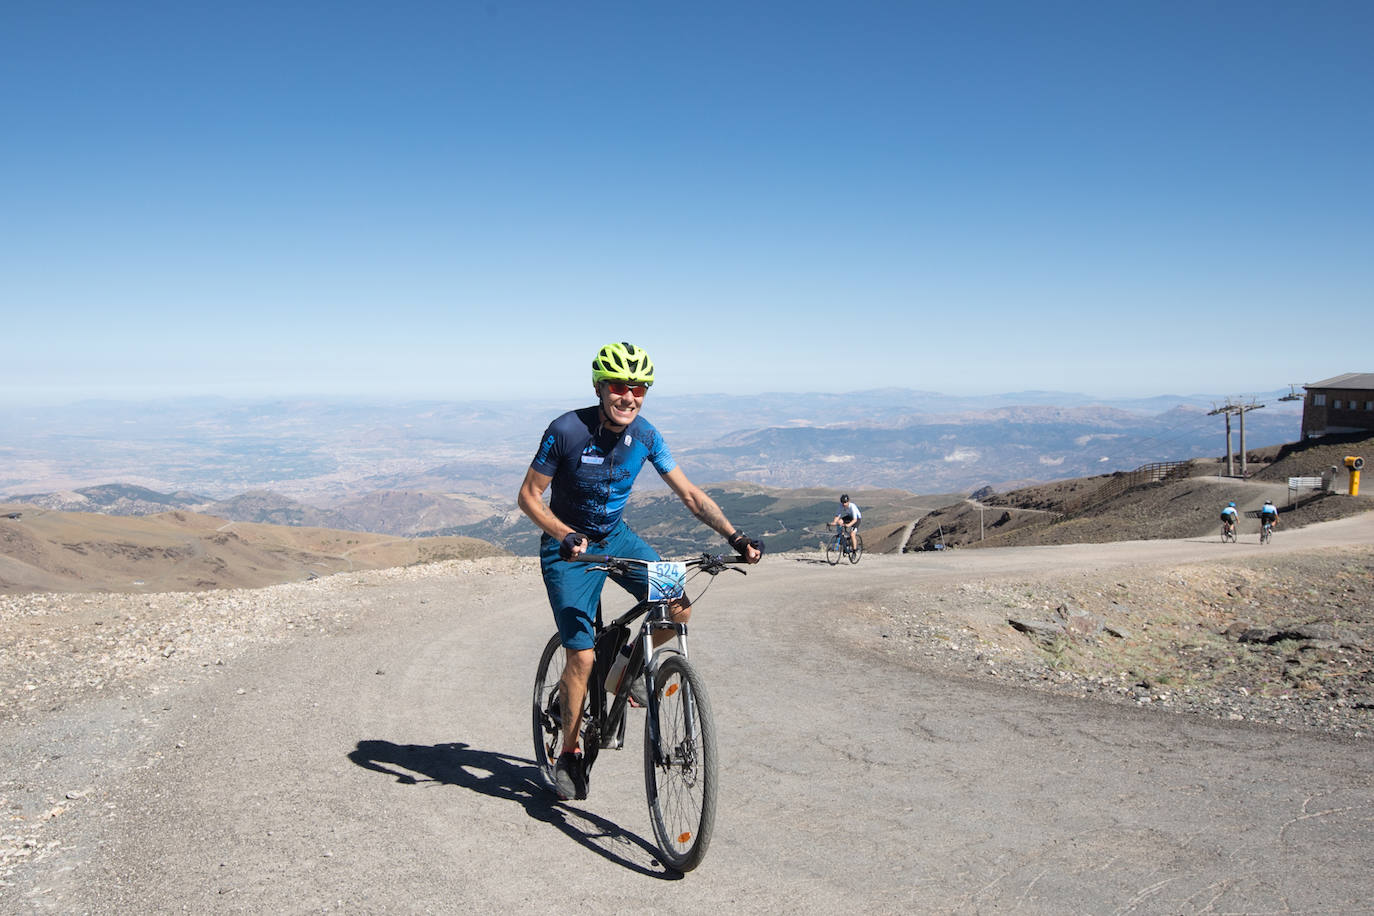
[5,514,1374,913]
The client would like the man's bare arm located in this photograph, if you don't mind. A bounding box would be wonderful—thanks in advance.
[518,467,576,541]
[661,467,734,538]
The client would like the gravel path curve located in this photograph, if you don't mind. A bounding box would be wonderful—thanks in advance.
[4,516,1374,913]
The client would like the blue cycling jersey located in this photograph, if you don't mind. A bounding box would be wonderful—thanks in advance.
[530,406,676,540]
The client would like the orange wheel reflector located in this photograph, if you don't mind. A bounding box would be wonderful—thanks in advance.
[665,684,679,697]
[677,831,693,844]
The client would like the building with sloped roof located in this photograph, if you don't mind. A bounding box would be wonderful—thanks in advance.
[1302,373,1374,438]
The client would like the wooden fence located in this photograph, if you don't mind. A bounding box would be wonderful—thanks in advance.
[1061,460,1192,514]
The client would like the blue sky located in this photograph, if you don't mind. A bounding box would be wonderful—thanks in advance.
[3,1,1371,404]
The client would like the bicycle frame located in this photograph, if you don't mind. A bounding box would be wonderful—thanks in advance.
[577,553,743,764]
[830,524,851,552]
[534,551,744,871]
[594,596,689,763]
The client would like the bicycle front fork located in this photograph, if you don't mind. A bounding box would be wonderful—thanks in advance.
[642,611,689,763]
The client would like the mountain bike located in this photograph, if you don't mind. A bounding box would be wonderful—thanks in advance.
[1221,519,1237,543]
[531,552,747,872]
[1260,519,1274,544]
[826,523,863,565]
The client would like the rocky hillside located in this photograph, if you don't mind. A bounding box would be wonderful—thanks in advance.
[906,432,1374,551]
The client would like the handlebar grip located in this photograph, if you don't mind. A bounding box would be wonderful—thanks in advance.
[573,554,611,563]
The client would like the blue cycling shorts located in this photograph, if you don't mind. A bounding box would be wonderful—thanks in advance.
[539,522,659,650]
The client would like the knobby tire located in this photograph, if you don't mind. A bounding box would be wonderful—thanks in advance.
[643,652,718,873]
[532,633,594,794]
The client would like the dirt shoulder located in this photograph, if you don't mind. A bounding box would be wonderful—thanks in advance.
[866,541,1374,737]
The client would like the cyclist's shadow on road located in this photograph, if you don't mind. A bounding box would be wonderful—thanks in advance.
[347,739,681,879]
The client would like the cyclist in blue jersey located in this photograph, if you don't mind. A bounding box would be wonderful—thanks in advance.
[517,341,763,801]
[1220,501,1239,539]
[1260,500,1279,534]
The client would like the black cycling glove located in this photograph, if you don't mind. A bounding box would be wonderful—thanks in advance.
[559,532,587,561]
[727,530,764,558]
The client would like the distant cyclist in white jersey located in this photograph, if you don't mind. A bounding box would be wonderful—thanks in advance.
[831,494,862,552]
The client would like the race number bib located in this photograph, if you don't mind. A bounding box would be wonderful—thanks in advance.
[647,562,687,602]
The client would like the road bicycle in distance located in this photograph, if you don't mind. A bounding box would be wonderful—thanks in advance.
[1221,520,1237,543]
[826,523,863,565]
[531,552,748,872]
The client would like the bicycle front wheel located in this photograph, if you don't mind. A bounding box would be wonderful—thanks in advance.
[848,533,864,564]
[825,540,840,565]
[643,653,717,872]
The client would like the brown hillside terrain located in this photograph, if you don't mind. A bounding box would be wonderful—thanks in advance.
[906,432,1374,551]
[1249,428,1374,482]
[0,504,505,594]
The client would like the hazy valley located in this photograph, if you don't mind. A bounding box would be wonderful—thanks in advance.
[0,388,1303,555]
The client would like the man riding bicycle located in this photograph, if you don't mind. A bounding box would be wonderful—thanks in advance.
[831,494,861,553]
[1260,500,1279,534]
[1220,501,1238,537]
[517,341,763,801]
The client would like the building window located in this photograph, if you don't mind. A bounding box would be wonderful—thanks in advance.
[1315,394,1326,407]
[1335,399,1344,409]
[1367,401,1373,410]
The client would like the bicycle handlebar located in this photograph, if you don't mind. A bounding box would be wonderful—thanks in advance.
[573,552,750,575]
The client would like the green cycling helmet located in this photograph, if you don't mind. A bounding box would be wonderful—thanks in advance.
[592,341,655,387]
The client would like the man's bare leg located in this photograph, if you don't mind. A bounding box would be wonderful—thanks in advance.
[560,647,593,753]
[654,599,692,649]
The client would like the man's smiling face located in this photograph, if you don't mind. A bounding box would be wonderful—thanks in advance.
[597,380,646,430]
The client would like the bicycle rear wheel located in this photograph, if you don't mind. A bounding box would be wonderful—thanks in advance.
[533,633,589,793]
[848,533,864,564]
[643,653,717,872]
[825,539,840,565]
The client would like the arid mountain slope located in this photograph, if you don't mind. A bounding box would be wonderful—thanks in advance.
[0,504,504,594]
[906,432,1374,551]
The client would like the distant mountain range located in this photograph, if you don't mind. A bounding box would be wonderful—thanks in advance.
[0,389,1304,553]
[673,403,1299,493]
[5,483,502,539]
[2,481,956,556]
